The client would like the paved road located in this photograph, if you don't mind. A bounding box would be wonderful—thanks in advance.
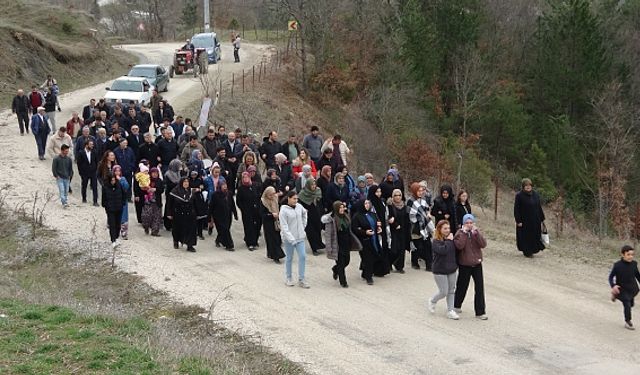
[0,42,638,375]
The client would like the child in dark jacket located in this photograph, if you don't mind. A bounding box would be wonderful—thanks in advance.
[609,245,640,330]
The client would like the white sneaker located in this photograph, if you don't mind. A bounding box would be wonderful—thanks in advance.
[625,321,635,330]
[447,310,460,320]
[285,279,295,287]
[298,280,311,289]
[476,314,488,320]
[428,300,436,313]
[111,241,117,249]
[453,308,462,314]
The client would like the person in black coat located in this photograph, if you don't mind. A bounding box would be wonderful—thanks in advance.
[11,89,31,135]
[188,170,208,240]
[455,189,472,230]
[367,185,391,276]
[387,189,411,272]
[127,125,144,160]
[351,199,384,285]
[431,184,456,230]
[297,178,325,255]
[260,186,285,263]
[236,172,262,250]
[166,177,198,252]
[138,133,160,166]
[76,139,99,205]
[156,130,179,174]
[102,173,127,247]
[136,106,153,134]
[274,153,294,191]
[153,100,174,125]
[514,178,546,257]
[326,172,350,214]
[379,169,405,201]
[210,181,238,251]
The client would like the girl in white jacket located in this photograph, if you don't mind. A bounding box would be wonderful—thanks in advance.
[280,191,310,288]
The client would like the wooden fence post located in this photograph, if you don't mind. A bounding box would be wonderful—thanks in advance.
[252,65,255,89]
[259,61,263,82]
[231,73,234,98]
[242,69,245,93]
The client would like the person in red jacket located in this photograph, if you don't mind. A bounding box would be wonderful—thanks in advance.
[453,213,488,320]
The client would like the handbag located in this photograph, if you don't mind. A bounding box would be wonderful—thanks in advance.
[274,219,281,232]
[541,222,550,246]
[349,232,363,252]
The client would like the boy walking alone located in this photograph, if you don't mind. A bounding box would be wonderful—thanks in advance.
[609,245,640,330]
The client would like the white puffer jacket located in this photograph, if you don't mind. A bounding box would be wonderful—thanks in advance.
[279,204,308,244]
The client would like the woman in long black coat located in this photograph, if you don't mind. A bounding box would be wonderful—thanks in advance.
[368,185,391,276]
[387,188,411,273]
[297,178,325,255]
[166,177,198,252]
[210,181,238,251]
[351,199,385,285]
[236,172,261,250]
[188,170,208,240]
[163,159,184,230]
[514,178,546,258]
[260,186,285,263]
[102,173,127,247]
[431,184,456,229]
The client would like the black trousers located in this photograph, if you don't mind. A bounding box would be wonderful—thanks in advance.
[81,174,98,203]
[359,249,374,281]
[106,209,123,243]
[618,296,635,322]
[392,248,406,271]
[216,226,234,249]
[333,250,351,285]
[17,112,29,134]
[411,238,432,269]
[234,48,240,62]
[454,264,486,316]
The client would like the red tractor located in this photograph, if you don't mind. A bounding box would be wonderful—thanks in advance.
[169,48,207,77]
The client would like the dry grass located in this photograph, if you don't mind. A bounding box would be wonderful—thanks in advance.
[0,205,307,375]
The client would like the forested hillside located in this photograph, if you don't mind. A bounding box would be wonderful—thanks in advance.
[272,0,640,240]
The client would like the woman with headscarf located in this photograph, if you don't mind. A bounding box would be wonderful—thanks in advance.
[140,167,164,236]
[431,184,456,230]
[189,169,208,240]
[322,201,359,288]
[380,168,404,201]
[298,178,325,255]
[387,188,411,273]
[514,178,546,258]
[188,149,205,177]
[260,186,285,263]
[409,182,435,271]
[236,151,260,189]
[351,199,383,285]
[455,189,472,230]
[294,164,313,193]
[367,185,391,276]
[112,165,130,240]
[210,180,237,251]
[204,163,226,235]
[349,176,367,209]
[291,148,317,178]
[337,165,356,193]
[102,172,127,249]
[167,177,198,252]
[263,169,284,197]
[247,165,262,192]
[163,158,184,231]
[274,153,294,191]
[316,165,333,207]
[326,172,350,214]
[236,172,261,250]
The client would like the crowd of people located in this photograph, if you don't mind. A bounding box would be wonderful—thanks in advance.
[9,76,640,328]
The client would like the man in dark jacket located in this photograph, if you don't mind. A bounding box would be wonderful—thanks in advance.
[127,125,144,160]
[316,148,338,177]
[259,131,282,169]
[202,128,219,160]
[138,132,160,167]
[224,132,243,193]
[82,99,96,123]
[136,105,153,134]
[123,107,139,133]
[609,245,640,330]
[157,129,179,174]
[74,126,96,156]
[31,106,50,160]
[11,89,30,135]
[77,139,99,206]
[52,144,73,208]
[114,138,136,200]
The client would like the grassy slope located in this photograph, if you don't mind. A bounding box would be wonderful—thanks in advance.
[0,0,136,105]
[0,207,306,375]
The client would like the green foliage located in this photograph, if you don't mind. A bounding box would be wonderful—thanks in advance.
[460,150,493,207]
[521,142,557,203]
[61,21,74,35]
[180,0,198,33]
[473,84,531,169]
[228,18,240,31]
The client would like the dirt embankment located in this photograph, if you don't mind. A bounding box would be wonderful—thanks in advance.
[0,1,135,105]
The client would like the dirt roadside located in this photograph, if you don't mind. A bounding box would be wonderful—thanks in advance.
[0,42,639,375]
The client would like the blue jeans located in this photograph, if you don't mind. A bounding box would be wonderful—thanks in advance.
[56,178,70,205]
[284,240,306,281]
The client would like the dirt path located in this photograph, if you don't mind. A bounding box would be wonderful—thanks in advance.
[1,42,639,375]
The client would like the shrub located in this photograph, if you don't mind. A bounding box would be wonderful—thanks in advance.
[61,21,74,35]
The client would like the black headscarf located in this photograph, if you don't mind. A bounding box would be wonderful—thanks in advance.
[170,177,191,201]
[367,184,385,221]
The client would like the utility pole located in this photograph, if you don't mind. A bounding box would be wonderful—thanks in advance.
[204,0,210,32]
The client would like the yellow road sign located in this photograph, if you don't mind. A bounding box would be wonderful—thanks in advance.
[288,20,298,31]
